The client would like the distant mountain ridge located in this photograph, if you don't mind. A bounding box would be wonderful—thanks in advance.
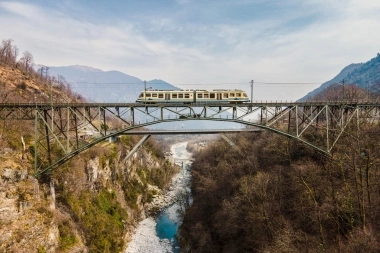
[48,65,179,102]
[300,53,380,101]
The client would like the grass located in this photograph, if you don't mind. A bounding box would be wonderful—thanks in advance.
[58,221,77,250]
[65,190,128,252]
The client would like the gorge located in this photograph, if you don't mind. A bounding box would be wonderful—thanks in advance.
[126,141,193,253]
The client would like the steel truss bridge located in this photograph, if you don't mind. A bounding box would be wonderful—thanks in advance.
[1,101,379,177]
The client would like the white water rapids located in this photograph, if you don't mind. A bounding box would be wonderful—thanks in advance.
[125,142,192,253]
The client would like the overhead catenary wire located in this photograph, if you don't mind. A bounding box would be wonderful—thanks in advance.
[65,80,321,88]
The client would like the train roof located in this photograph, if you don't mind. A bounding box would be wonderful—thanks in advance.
[142,89,246,92]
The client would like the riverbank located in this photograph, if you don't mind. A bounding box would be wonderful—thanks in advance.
[125,142,192,253]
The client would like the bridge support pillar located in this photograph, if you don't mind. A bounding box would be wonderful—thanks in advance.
[130,107,134,125]
[232,107,237,119]
[34,108,38,175]
[124,134,151,162]
[220,134,243,156]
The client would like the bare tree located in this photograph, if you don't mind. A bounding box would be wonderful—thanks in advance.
[38,66,45,79]
[19,51,34,74]
[313,83,368,101]
[0,39,15,65]
[12,45,19,67]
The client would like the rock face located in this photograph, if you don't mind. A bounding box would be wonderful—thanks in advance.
[0,151,62,252]
[0,138,173,252]
[0,61,174,252]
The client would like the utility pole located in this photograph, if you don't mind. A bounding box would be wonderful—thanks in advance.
[50,81,53,105]
[250,80,254,103]
[342,79,345,102]
[144,80,146,103]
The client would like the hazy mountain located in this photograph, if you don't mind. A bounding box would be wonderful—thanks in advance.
[146,79,180,91]
[300,53,380,101]
[48,65,179,102]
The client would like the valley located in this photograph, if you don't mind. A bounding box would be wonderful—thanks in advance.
[1,37,380,253]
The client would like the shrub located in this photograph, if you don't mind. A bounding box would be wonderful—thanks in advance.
[65,190,128,252]
[58,221,77,250]
[17,81,27,90]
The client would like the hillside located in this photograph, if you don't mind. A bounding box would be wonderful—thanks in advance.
[0,65,78,104]
[300,53,380,101]
[0,63,81,251]
[180,109,380,252]
[0,44,178,252]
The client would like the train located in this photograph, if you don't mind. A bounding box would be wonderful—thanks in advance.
[136,89,250,103]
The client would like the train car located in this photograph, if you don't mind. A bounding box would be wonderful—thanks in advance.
[136,89,249,103]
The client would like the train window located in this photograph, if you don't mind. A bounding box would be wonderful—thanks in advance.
[223,93,228,98]
[204,94,209,98]
[210,93,215,99]
[236,93,241,97]
[152,93,158,97]
[243,93,248,97]
[158,94,164,98]
[197,94,202,98]
[185,93,190,98]
[230,93,235,97]
[172,94,178,98]
[146,93,151,97]
[179,94,184,98]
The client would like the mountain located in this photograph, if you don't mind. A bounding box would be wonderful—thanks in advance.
[146,79,180,91]
[47,65,179,102]
[300,53,380,101]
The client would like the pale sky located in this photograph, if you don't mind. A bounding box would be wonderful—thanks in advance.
[0,0,379,100]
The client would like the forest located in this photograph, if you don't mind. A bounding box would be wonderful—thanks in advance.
[179,86,380,252]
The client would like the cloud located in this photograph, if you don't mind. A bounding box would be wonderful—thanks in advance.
[0,0,379,100]
[0,2,41,19]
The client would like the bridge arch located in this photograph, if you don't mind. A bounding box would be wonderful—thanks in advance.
[36,117,330,177]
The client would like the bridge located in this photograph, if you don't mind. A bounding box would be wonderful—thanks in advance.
[1,101,379,177]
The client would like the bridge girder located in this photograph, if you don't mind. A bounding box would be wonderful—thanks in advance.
[1,102,379,177]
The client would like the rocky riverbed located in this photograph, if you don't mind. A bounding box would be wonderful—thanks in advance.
[125,142,192,253]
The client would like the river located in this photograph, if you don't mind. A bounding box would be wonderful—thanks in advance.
[125,142,192,253]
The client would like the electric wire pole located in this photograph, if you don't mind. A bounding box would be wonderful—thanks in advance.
[250,80,254,103]
[144,80,146,103]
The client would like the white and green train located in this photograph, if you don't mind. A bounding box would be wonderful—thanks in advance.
[136,89,250,103]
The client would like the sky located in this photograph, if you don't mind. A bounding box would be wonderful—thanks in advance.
[0,0,379,100]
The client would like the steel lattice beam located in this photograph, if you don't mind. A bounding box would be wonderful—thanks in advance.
[1,101,380,177]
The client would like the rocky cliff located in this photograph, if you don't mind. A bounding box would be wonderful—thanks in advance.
[0,62,177,252]
[0,135,176,252]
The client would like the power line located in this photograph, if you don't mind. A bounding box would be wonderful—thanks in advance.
[66,81,321,87]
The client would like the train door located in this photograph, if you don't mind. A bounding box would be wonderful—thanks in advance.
[217,93,221,100]
[165,93,170,101]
